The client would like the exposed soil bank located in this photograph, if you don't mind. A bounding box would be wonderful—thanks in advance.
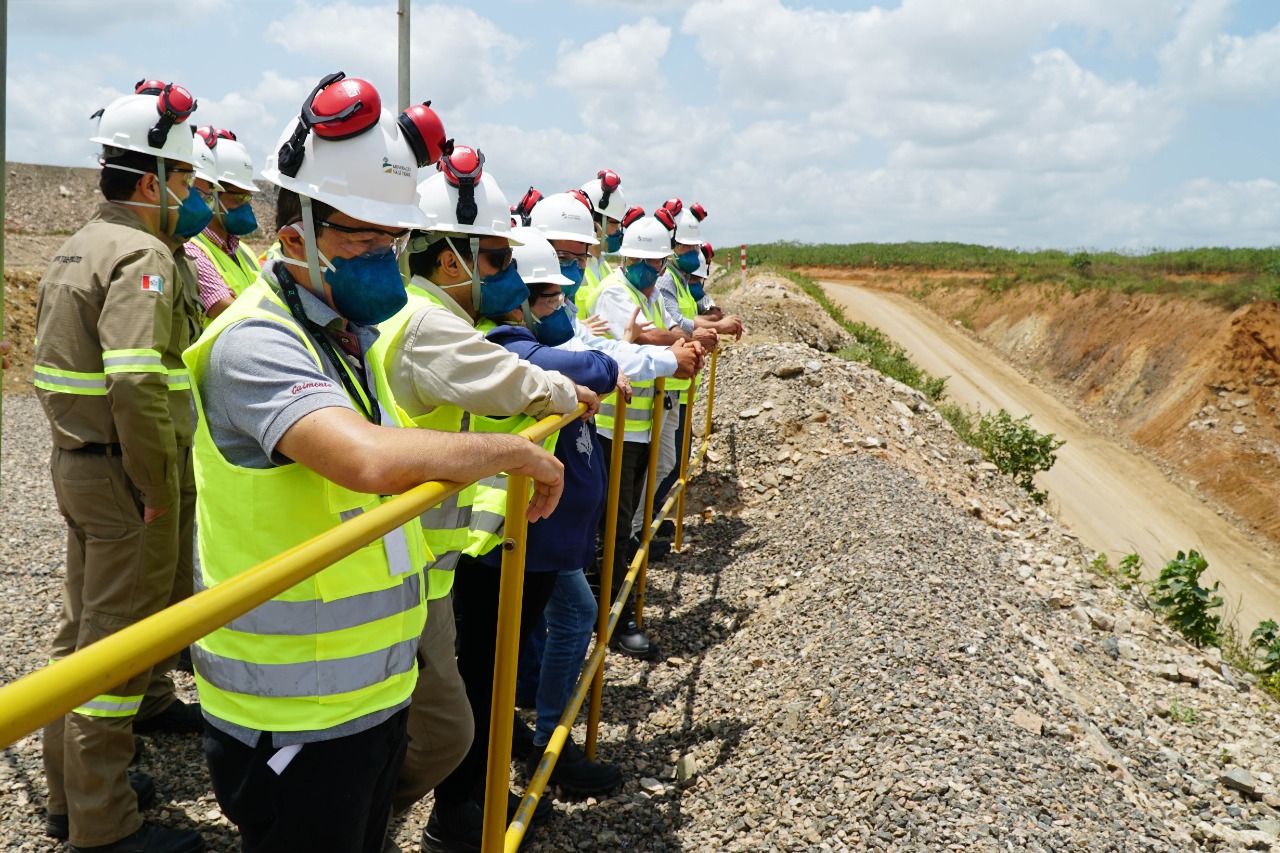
[802,267,1280,555]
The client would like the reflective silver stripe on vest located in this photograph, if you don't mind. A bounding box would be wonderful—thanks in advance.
[470,509,505,537]
[598,403,654,421]
[420,491,467,530]
[476,475,504,490]
[101,353,165,370]
[339,506,414,577]
[427,551,461,574]
[195,570,421,636]
[33,368,107,391]
[75,696,143,716]
[192,636,420,698]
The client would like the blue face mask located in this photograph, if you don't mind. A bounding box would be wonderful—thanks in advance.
[174,188,213,239]
[675,250,701,274]
[559,260,584,303]
[624,259,660,291]
[478,261,529,318]
[222,201,259,236]
[689,281,706,301]
[324,248,408,326]
[605,230,623,253]
[533,304,576,346]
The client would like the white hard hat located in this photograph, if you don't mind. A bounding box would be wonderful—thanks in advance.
[579,169,627,222]
[675,204,707,246]
[694,249,709,279]
[192,134,221,188]
[416,148,519,243]
[90,91,198,164]
[529,191,599,246]
[510,227,571,286]
[262,98,426,229]
[211,138,258,193]
[619,216,674,260]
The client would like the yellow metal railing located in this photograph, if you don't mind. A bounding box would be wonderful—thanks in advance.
[0,348,721,853]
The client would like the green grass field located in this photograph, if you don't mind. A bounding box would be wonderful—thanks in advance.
[743,241,1280,309]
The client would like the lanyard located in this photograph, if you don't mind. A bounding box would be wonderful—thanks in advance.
[276,269,381,426]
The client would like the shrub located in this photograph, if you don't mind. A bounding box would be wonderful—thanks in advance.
[971,410,1065,504]
[1149,550,1223,648]
[1250,620,1280,676]
[1116,552,1143,590]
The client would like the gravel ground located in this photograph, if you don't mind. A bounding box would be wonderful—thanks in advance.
[3,274,1280,851]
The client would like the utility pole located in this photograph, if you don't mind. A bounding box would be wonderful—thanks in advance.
[397,0,410,112]
[2,0,9,483]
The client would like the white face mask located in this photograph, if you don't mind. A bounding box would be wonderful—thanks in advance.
[280,222,338,274]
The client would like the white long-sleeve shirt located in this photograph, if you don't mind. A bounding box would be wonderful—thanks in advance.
[567,312,677,382]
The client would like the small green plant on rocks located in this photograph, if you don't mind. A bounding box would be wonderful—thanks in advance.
[1250,619,1280,676]
[1168,699,1197,724]
[971,410,1065,504]
[1115,553,1143,590]
[1149,550,1222,648]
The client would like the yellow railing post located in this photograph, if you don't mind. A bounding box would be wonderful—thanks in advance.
[587,391,626,760]
[481,472,530,853]
[635,377,665,631]
[673,385,696,552]
[703,350,718,453]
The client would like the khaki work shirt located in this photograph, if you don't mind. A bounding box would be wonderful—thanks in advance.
[34,203,202,510]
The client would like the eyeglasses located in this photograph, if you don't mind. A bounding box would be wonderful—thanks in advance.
[166,167,196,187]
[195,187,216,205]
[532,291,566,308]
[218,191,252,206]
[555,249,588,268]
[476,246,513,271]
[318,219,410,254]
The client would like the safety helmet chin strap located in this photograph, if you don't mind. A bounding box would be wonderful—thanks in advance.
[156,157,170,234]
[520,300,538,334]
[300,196,325,300]
[469,236,482,311]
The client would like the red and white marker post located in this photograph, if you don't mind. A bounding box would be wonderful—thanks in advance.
[740,244,747,288]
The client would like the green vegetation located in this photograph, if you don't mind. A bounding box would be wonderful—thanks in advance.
[774,268,948,400]
[932,404,1063,504]
[1149,550,1223,649]
[1168,699,1198,725]
[1251,620,1280,677]
[745,241,1280,309]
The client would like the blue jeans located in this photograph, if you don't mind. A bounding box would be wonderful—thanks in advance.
[516,568,598,747]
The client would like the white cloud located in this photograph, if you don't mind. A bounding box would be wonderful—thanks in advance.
[11,0,229,35]
[265,1,528,110]
[6,56,136,166]
[1158,0,1280,104]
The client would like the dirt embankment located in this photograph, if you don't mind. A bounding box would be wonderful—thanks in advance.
[801,266,1280,549]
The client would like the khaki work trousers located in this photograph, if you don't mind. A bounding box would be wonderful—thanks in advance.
[42,445,194,847]
[390,594,474,816]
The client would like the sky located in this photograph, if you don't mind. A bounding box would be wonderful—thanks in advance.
[7,0,1280,251]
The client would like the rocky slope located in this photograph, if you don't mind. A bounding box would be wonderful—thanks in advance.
[1,274,1278,851]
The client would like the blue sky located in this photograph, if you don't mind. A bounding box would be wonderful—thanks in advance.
[8,0,1280,250]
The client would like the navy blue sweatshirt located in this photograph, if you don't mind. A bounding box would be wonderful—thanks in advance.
[480,325,620,572]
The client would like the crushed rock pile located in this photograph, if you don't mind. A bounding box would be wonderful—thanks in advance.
[2,273,1278,851]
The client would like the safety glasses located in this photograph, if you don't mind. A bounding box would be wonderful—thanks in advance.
[167,167,196,188]
[531,291,566,307]
[555,249,588,267]
[318,219,410,255]
[476,246,513,271]
[218,191,252,206]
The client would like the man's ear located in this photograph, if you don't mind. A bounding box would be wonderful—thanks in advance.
[438,245,459,276]
[279,223,304,259]
[136,171,162,204]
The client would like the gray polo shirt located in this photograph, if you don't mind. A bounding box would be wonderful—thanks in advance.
[196,260,406,747]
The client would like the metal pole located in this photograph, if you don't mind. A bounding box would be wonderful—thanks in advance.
[587,391,626,759]
[635,377,664,630]
[740,243,746,289]
[673,389,696,551]
[397,0,410,112]
[481,474,530,853]
[1,0,8,481]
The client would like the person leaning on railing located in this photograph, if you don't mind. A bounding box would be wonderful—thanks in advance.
[182,75,563,853]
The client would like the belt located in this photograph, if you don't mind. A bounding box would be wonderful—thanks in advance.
[74,442,123,456]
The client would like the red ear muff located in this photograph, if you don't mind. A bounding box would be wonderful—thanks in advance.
[278,72,383,178]
[596,168,621,209]
[565,188,595,217]
[701,242,714,263]
[398,100,451,168]
[196,125,219,148]
[215,128,237,142]
[439,145,485,225]
[654,207,677,232]
[621,206,645,229]
[513,187,543,226]
[660,198,683,219]
[134,79,166,96]
[690,203,707,222]
[146,82,197,149]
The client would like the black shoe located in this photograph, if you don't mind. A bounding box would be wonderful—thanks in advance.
[514,690,536,711]
[649,538,671,562]
[47,773,157,840]
[610,620,660,661]
[421,795,551,853]
[511,713,537,762]
[527,736,623,796]
[68,822,204,853]
[133,700,202,736]
[657,520,675,539]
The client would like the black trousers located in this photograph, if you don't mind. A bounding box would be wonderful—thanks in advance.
[204,708,408,853]
[593,436,650,625]
[434,558,558,807]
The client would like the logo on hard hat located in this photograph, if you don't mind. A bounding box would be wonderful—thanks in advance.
[381,155,410,178]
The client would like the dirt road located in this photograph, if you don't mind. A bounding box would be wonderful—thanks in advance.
[822,280,1280,632]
